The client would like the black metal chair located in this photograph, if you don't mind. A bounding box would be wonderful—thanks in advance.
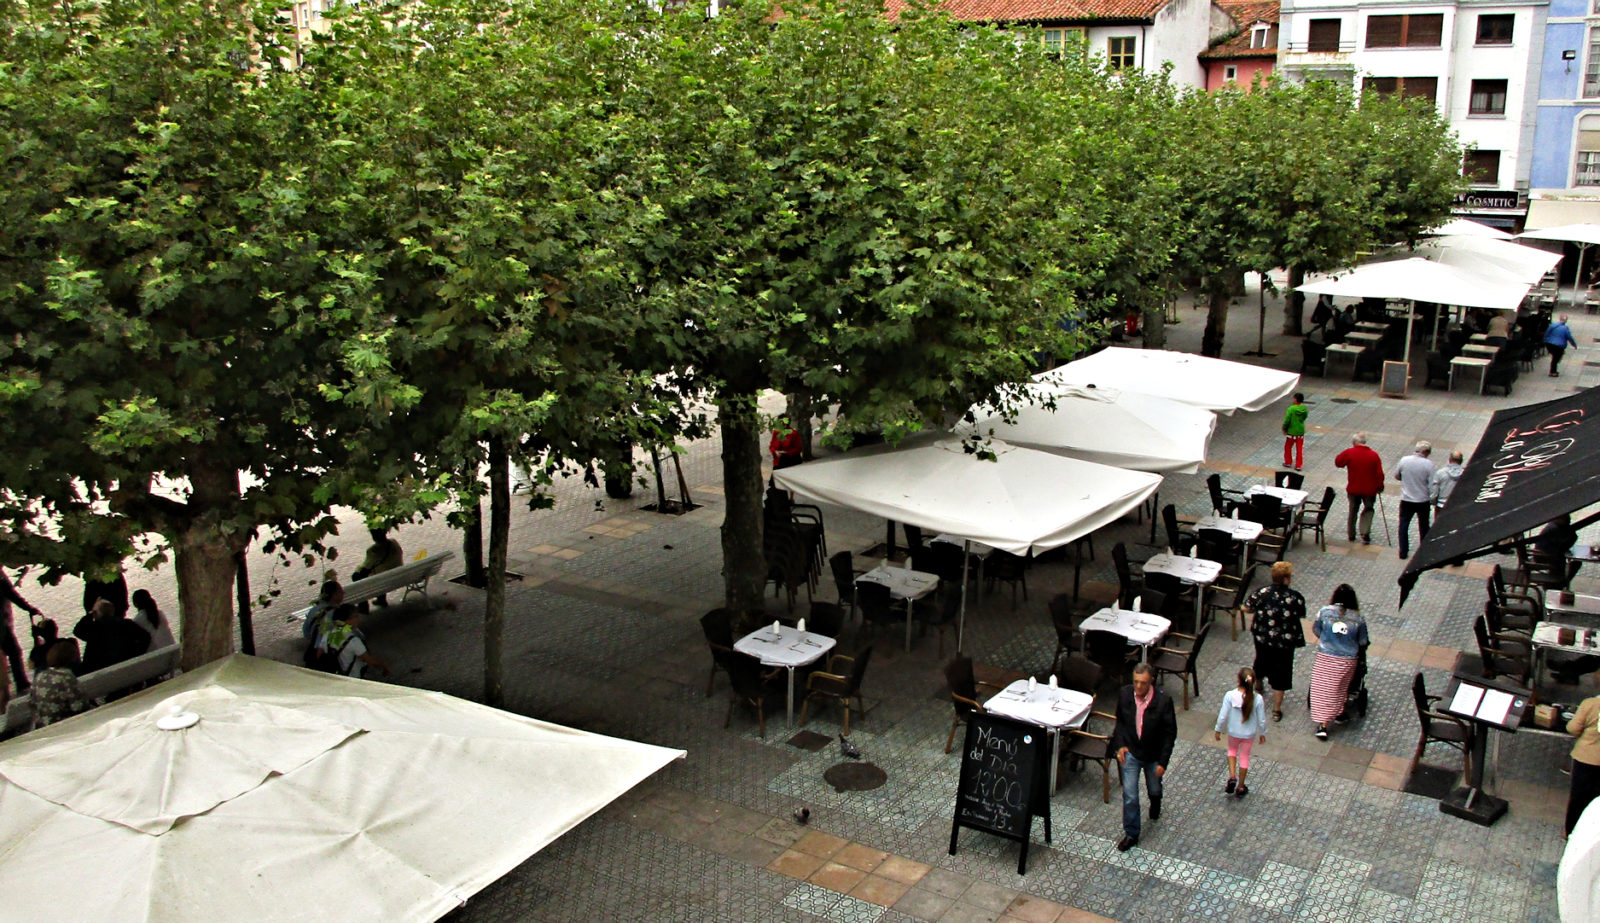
[700,608,735,698]
[1194,527,1239,574]
[917,591,960,658]
[829,551,861,620]
[1206,474,1244,517]
[763,530,813,612]
[854,581,900,640]
[1247,530,1288,568]
[1292,486,1336,551]
[1273,470,1305,491]
[1410,672,1473,779]
[1160,503,1196,554]
[1111,542,1143,609]
[903,524,926,560]
[1064,708,1119,802]
[1424,351,1451,389]
[1483,354,1518,396]
[1150,621,1212,710]
[943,655,1001,753]
[716,648,782,738]
[1473,615,1532,686]
[1049,594,1082,661]
[1205,565,1259,641]
[1488,564,1541,624]
[1051,653,1102,696]
[1301,339,1326,377]
[800,645,874,736]
[983,550,1029,608]
[1084,629,1138,692]
[807,601,846,639]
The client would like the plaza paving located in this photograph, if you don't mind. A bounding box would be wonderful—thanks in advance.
[9,283,1596,921]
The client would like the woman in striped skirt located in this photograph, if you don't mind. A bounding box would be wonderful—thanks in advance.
[1309,585,1369,741]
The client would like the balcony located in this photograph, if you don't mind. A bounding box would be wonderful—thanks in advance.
[1279,40,1357,80]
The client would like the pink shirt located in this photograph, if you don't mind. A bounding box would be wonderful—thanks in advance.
[1134,686,1153,737]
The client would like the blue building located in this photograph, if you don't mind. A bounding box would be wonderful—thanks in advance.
[1530,0,1600,226]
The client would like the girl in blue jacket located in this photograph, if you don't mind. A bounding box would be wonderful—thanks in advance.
[1215,667,1268,798]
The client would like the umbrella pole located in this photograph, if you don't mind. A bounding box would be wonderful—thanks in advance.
[1576,245,1590,310]
[957,540,971,654]
[1402,299,1415,367]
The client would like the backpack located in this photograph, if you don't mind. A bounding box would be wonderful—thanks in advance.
[303,623,355,674]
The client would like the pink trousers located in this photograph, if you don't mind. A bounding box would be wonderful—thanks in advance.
[1226,735,1255,769]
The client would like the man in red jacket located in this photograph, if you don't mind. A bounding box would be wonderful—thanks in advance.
[1334,433,1383,544]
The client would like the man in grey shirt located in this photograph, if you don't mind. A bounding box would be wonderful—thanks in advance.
[1429,451,1465,511]
[1393,441,1435,559]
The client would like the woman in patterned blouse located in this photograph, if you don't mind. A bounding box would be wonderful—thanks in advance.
[1244,561,1307,723]
[33,638,89,727]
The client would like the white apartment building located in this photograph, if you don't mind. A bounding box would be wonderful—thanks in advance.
[1278,0,1549,225]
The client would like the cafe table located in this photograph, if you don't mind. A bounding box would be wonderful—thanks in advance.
[1354,321,1389,335]
[1460,343,1500,359]
[1079,604,1172,661]
[734,622,837,727]
[1544,589,1600,627]
[1570,543,1600,566]
[1141,553,1222,627]
[1450,355,1492,393]
[1531,622,1600,689]
[1324,342,1365,379]
[981,679,1093,794]
[856,564,941,651]
[1344,331,1383,348]
[1243,484,1308,511]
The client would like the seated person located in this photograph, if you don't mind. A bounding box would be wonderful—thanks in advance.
[770,424,804,469]
[301,580,344,643]
[28,618,71,676]
[1535,514,1582,586]
[352,528,403,608]
[318,606,391,679]
[73,598,152,674]
[130,589,177,650]
[33,639,90,726]
[1485,312,1511,346]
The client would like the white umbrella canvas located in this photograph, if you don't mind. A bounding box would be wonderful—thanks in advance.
[1032,346,1299,415]
[1423,218,1514,240]
[965,382,1216,474]
[0,655,684,923]
[1412,236,1562,287]
[1297,258,1532,364]
[773,434,1161,650]
[1518,223,1600,306]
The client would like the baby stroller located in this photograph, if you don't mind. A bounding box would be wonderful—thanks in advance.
[1308,645,1369,721]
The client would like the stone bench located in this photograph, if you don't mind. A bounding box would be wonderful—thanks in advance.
[4,642,182,734]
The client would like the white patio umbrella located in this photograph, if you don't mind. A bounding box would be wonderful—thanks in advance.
[1296,258,1531,364]
[0,655,683,923]
[1422,218,1514,240]
[1518,223,1600,306]
[965,382,1217,475]
[1412,236,1562,288]
[773,434,1161,652]
[1033,346,1300,415]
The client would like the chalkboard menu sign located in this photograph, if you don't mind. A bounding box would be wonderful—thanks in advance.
[948,713,1051,874]
[1381,360,1409,398]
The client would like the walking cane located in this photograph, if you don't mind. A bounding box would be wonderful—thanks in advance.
[1377,496,1392,546]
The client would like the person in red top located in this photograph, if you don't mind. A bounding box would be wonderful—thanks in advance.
[769,424,804,470]
[1334,433,1383,545]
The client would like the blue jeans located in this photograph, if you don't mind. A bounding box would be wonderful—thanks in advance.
[1120,752,1162,839]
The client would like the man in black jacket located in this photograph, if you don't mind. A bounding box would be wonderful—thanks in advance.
[1111,663,1178,851]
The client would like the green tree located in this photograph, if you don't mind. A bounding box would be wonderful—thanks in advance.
[0,0,383,669]
[607,1,1144,613]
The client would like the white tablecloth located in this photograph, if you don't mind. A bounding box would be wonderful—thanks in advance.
[1142,553,1223,586]
[1194,515,1264,542]
[1243,485,1308,509]
[734,625,836,668]
[1080,607,1172,647]
[856,565,940,600]
[981,681,1092,730]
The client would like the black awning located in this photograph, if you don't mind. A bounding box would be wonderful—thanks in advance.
[1399,386,1600,604]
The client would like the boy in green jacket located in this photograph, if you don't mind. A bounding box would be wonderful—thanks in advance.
[1282,393,1308,470]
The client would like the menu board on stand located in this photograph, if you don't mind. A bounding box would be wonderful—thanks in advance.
[949,713,1050,874]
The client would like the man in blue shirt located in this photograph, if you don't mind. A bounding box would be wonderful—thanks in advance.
[1546,314,1578,377]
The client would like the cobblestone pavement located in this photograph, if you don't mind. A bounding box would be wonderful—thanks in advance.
[9,277,1596,922]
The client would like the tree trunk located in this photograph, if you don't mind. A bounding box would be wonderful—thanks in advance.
[484,436,510,707]
[1201,283,1230,358]
[718,393,766,614]
[1142,302,1166,350]
[462,497,486,588]
[1284,265,1305,336]
[173,461,246,671]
